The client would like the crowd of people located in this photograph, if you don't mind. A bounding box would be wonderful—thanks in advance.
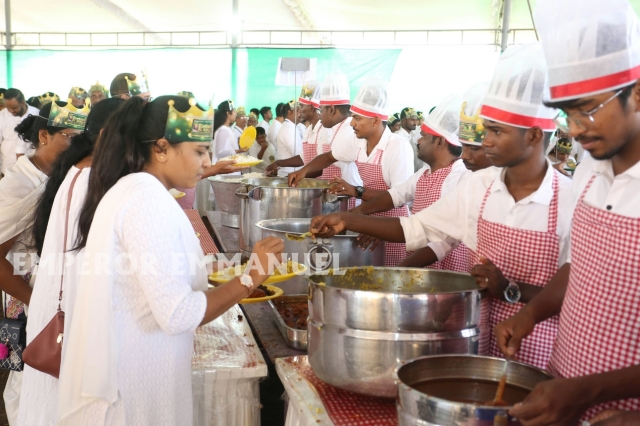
[0,0,638,425]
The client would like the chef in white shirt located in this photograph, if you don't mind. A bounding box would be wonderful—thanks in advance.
[287,73,363,205]
[311,43,573,371]
[302,77,414,266]
[0,89,39,177]
[351,95,477,272]
[258,106,272,133]
[266,81,331,176]
[266,103,284,146]
[275,101,303,177]
[496,1,640,424]
[231,106,247,140]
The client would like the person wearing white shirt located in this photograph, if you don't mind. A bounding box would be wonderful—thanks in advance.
[299,79,414,266]
[0,89,40,177]
[257,106,272,133]
[231,106,247,141]
[275,102,303,177]
[351,95,476,273]
[212,100,243,162]
[266,102,284,146]
[247,126,276,173]
[497,2,640,422]
[395,106,424,172]
[311,43,568,371]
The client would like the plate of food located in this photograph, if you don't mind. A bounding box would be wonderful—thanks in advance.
[239,284,284,304]
[169,188,186,199]
[220,153,263,167]
[208,259,307,285]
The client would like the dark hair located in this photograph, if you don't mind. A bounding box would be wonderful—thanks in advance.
[109,72,135,97]
[275,102,285,117]
[335,105,351,116]
[256,126,266,136]
[544,82,635,110]
[259,106,271,118]
[76,95,190,250]
[250,108,260,117]
[31,97,126,256]
[14,101,65,149]
[213,109,232,135]
[281,102,294,118]
[5,88,25,103]
[447,142,463,157]
[26,96,42,109]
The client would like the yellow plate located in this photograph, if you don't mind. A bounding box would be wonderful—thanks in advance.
[169,189,186,199]
[208,262,307,285]
[239,126,257,150]
[232,160,262,167]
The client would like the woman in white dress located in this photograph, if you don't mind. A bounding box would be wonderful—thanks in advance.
[0,101,81,424]
[17,97,125,426]
[57,95,284,426]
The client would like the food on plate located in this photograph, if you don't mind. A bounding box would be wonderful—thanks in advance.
[247,285,275,299]
[276,302,308,330]
[285,232,314,242]
[220,153,262,166]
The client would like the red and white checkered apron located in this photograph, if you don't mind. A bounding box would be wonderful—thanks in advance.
[468,172,561,369]
[302,124,321,165]
[409,162,470,273]
[548,175,640,420]
[356,148,409,267]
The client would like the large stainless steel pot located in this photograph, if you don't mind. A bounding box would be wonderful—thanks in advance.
[257,218,386,294]
[307,267,489,398]
[396,355,554,426]
[236,179,348,258]
[208,175,246,228]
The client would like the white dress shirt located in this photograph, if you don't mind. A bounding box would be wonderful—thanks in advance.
[267,119,282,146]
[333,126,414,190]
[248,141,276,173]
[231,124,244,141]
[400,162,575,267]
[296,122,307,141]
[257,120,270,133]
[276,119,303,177]
[0,106,39,176]
[318,118,363,187]
[212,126,240,176]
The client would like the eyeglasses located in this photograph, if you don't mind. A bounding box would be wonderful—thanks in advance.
[554,89,624,133]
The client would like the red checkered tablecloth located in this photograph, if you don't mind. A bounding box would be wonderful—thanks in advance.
[184,209,219,255]
[280,356,397,426]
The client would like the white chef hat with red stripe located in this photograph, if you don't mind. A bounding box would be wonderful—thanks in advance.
[421,95,462,146]
[459,83,489,146]
[299,80,322,109]
[535,0,640,102]
[350,78,390,120]
[480,42,557,132]
[319,73,350,106]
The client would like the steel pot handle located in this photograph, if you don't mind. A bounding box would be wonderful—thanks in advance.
[235,187,249,199]
[307,241,334,271]
[322,190,349,203]
[247,187,262,200]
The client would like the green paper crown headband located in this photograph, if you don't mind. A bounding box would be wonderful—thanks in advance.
[68,87,88,101]
[89,81,109,96]
[164,98,214,142]
[47,99,90,130]
[125,70,150,96]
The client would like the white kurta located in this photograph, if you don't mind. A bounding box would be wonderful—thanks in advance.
[248,141,277,173]
[276,119,303,177]
[0,155,46,425]
[17,166,90,426]
[266,119,282,146]
[0,106,39,176]
[57,172,208,426]
[400,162,575,266]
[212,126,240,178]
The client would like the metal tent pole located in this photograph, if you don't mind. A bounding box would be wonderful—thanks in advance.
[500,0,512,53]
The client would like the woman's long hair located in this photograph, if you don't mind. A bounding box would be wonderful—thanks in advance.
[14,101,64,149]
[213,109,230,135]
[31,97,126,256]
[75,95,191,250]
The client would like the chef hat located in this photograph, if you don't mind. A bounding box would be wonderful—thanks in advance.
[350,78,390,120]
[480,43,557,132]
[535,0,640,102]
[299,80,322,109]
[319,73,350,106]
[421,95,462,146]
[459,83,489,146]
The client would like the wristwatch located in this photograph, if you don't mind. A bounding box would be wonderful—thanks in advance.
[503,280,521,304]
[355,186,364,199]
[239,273,254,294]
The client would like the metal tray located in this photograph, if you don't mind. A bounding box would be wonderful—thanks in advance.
[268,295,308,351]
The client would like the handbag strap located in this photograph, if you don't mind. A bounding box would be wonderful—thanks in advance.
[57,168,85,312]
